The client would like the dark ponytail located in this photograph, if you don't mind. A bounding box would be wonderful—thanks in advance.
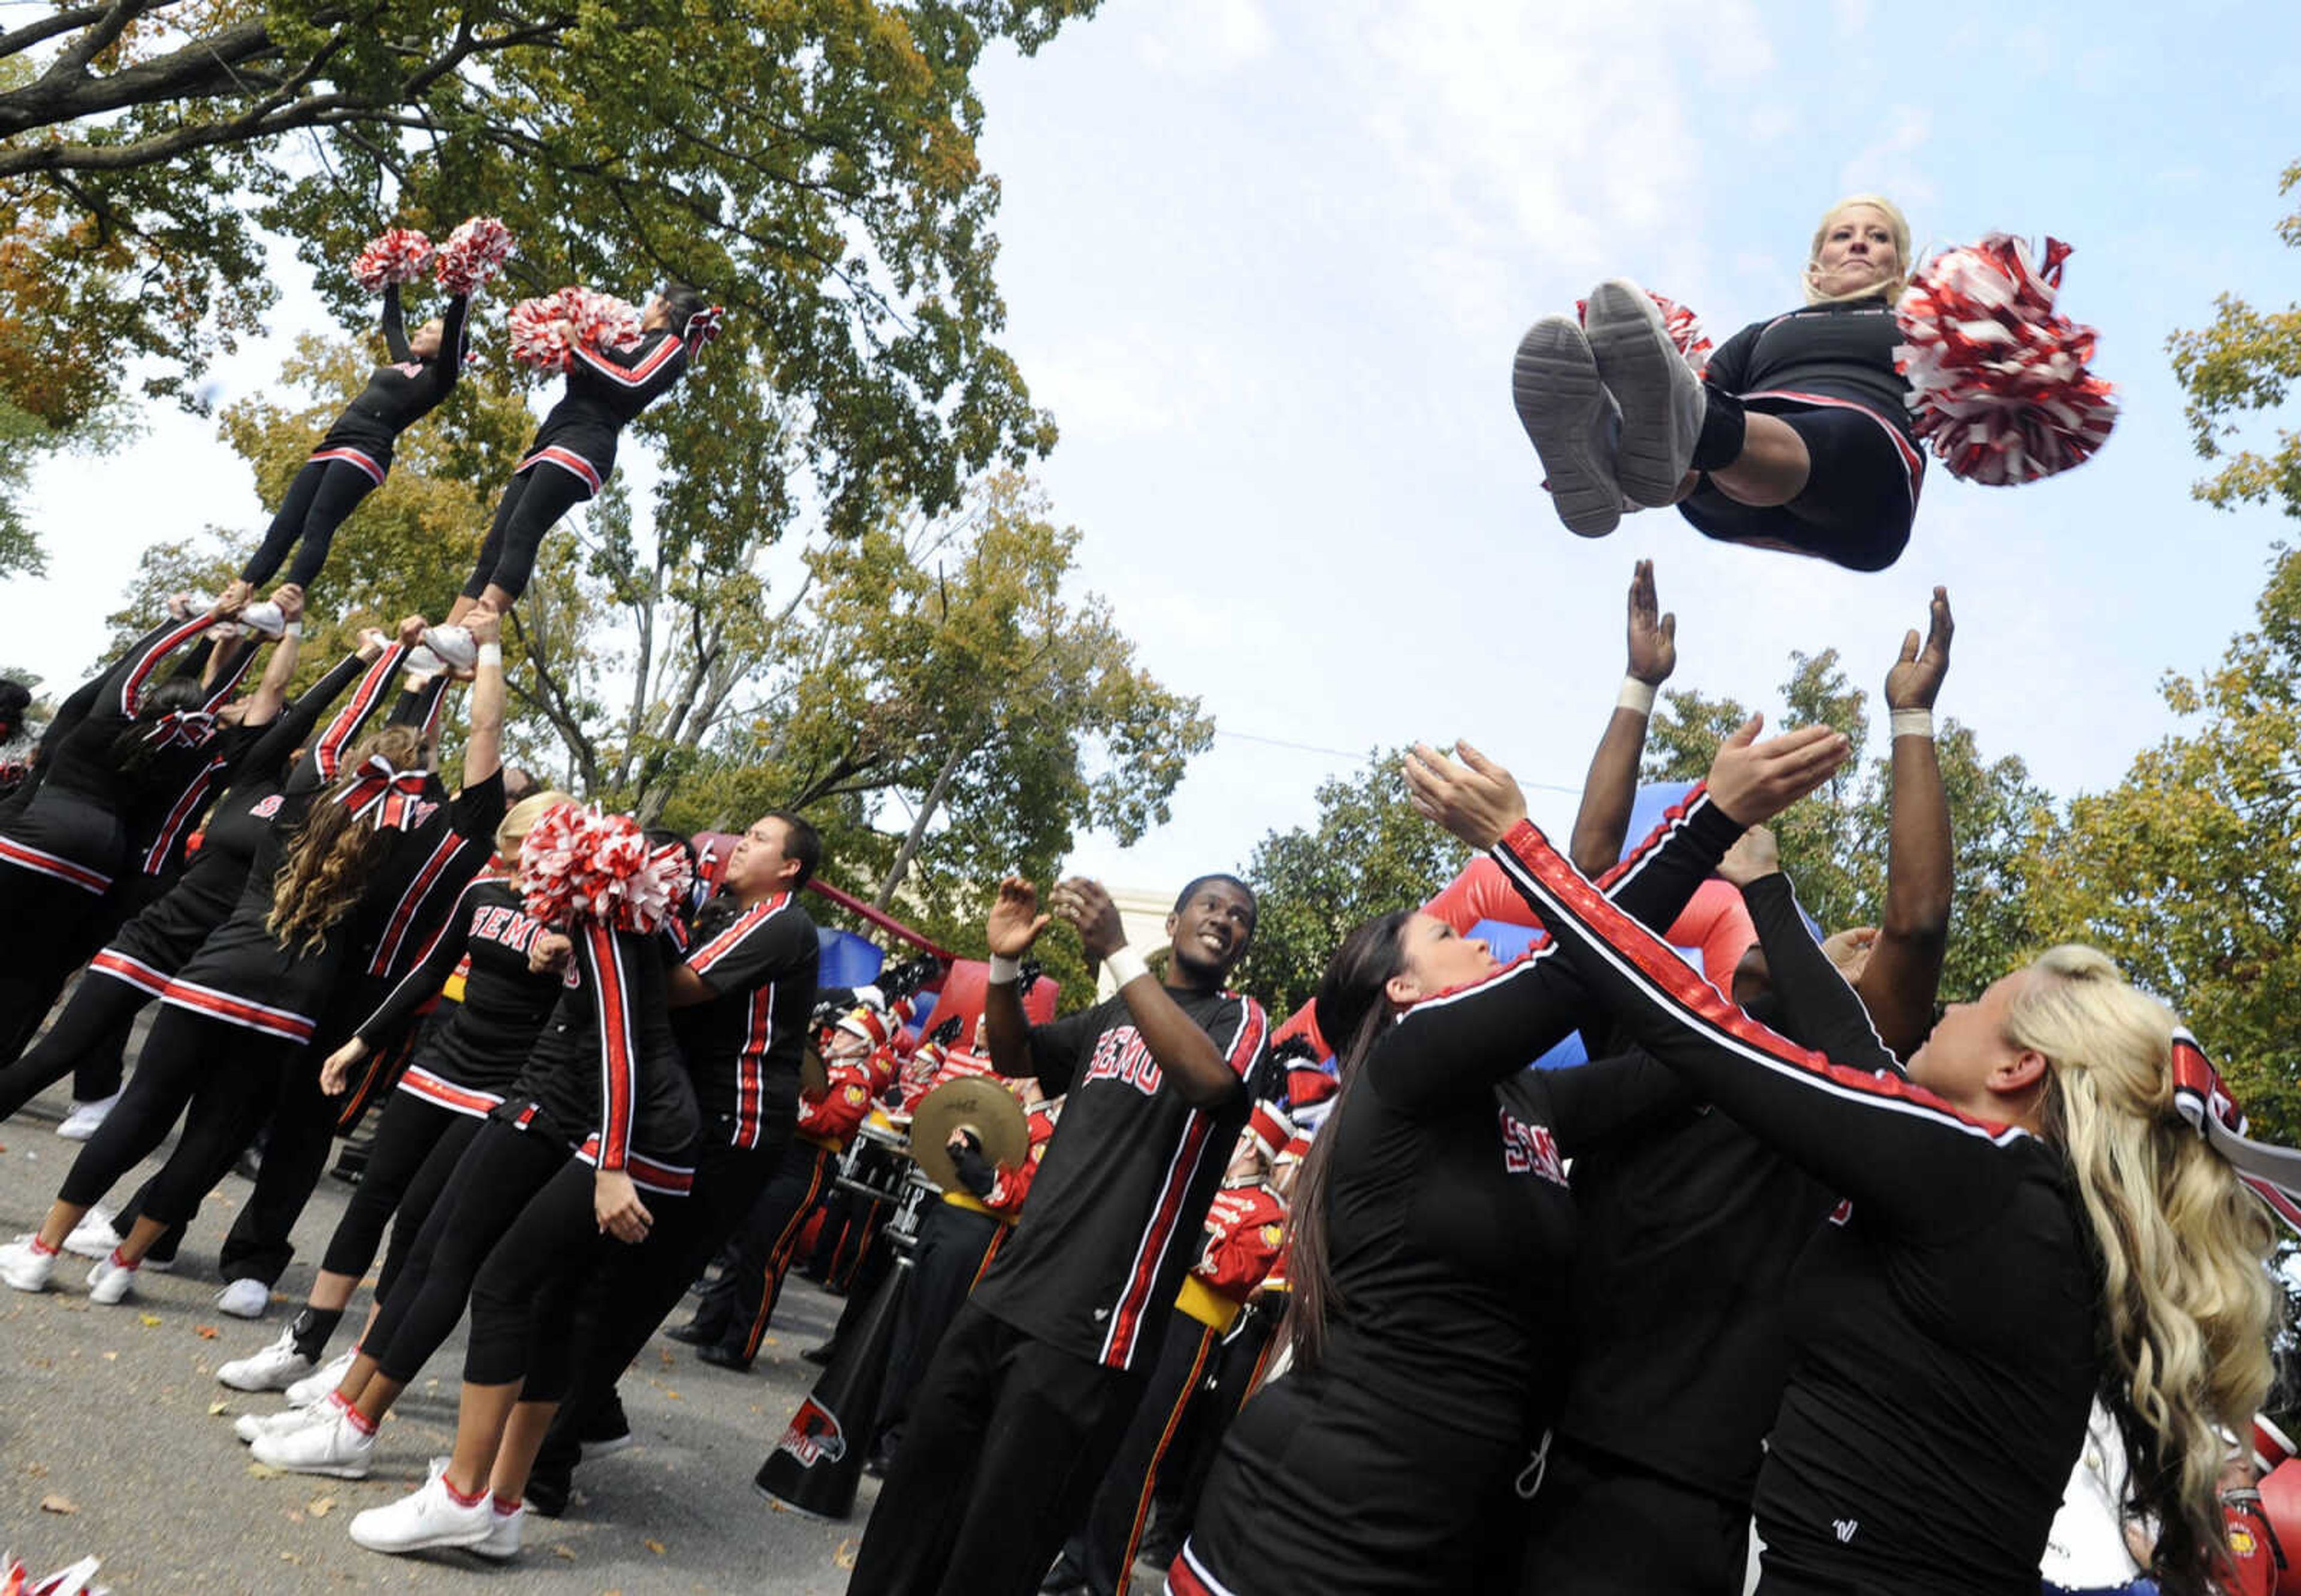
[1281,909,1414,1373]
[660,282,709,335]
[107,675,207,778]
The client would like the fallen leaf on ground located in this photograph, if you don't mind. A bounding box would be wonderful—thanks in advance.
[658,1349,674,1368]
[663,1390,681,1401]
[207,1401,230,1416]
[100,1350,116,1361]
[278,1550,301,1564]
[644,1538,666,1555]
[38,1493,76,1515]
[834,1538,859,1570]
[551,1545,576,1562]
[248,1461,282,1479]
[194,1324,219,1339]
[307,1495,336,1518]
[137,1314,161,1328]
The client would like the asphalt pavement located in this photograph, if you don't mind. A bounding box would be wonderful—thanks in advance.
[0,1063,881,1593]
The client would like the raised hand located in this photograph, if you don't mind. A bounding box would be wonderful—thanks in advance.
[1626,559,1677,685]
[355,627,391,661]
[272,584,306,625]
[1885,586,1953,712]
[1704,714,1852,826]
[395,614,428,649]
[1717,825,1781,887]
[1822,926,1879,985]
[465,601,502,648]
[212,579,254,618]
[1050,878,1127,963]
[1402,740,1528,850]
[986,875,1051,958]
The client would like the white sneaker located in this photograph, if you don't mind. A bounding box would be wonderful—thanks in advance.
[56,1092,120,1141]
[473,1499,525,1561]
[285,1348,357,1409]
[61,1206,120,1259]
[237,601,287,639]
[252,1403,374,1478]
[418,625,476,670]
[0,1235,56,1292]
[86,1253,137,1305]
[219,1328,316,1392]
[215,1277,270,1318]
[236,1404,327,1445]
[1512,316,1625,539]
[1584,277,1708,507]
[403,644,448,677]
[348,1466,492,1553]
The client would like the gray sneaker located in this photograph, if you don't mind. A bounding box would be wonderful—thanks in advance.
[1583,278,1707,507]
[1512,316,1624,538]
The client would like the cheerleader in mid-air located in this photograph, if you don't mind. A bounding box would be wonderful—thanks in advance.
[234,219,514,633]
[1511,197,2117,571]
[415,282,720,671]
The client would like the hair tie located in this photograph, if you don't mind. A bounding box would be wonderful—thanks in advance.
[2169,1029,2301,1233]
[143,709,219,750]
[337,754,431,832]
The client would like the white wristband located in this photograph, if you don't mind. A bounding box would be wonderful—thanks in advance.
[282,621,303,639]
[1104,944,1150,989]
[1617,677,1657,717]
[476,642,503,668]
[1890,708,1934,740]
[988,953,1021,986]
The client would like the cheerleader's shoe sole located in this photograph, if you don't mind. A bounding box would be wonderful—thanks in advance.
[418,626,476,670]
[1512,316,1624,538]
[1584,277,1705,507]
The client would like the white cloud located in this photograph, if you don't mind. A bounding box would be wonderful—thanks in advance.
[1137,0,1275,76]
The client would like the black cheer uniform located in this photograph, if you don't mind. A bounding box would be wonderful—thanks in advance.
[461,327,691,603]
[0,651,371,1123]
[533,887,819,1477]
[848,978,1270,1596]
[1486,819,2101,1596]
[1524,871,1904,1596]
[242,286,470,590]
[316,875,563,1302]
[360,918,699,1398]
[1174,793,1743,1596]
[1684,297,1925,573]
[0,614,226,1032]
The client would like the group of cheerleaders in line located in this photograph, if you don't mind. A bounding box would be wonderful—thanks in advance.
[0,189,2279,1596]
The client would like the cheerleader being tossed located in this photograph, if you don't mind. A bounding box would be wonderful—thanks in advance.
[1512,195,2116,572]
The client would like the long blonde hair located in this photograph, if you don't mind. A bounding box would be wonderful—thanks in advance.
[2019,945,2280,1594]
[267,726,426,955]
[1803,193,1913,306]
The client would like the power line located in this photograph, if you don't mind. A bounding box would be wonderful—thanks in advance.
[1211,727,1586,796]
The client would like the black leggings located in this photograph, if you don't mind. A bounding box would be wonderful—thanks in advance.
[215,1027,349,1287]
[1679,401,1917,574]
[56,1006,297,1223]
[241,457,381,590]
[0,966,145,1121]
[686,1139,837,1359]
[465,1156,635,1398]
[460,463,592,603]
[317,1092,485,1304]
[361,1118,569,1385]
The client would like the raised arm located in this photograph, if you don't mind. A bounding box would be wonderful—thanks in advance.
[1569,559,1676,875]
[1485,814,2024,1239]
[296,615,421,791]
[570,328,687,406]
[381,282,409,363]
[234,586,306,727]
[1857,587,1954,1060]
[240,637,381,786]
[1054,878,1265,1111]
[457,603,505,787]
[1720,827,1900,1073]
[981,876,1055,1082]
[422,293,470,404]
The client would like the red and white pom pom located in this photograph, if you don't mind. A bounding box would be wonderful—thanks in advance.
[562,286,644,353]
[433,216,515,297]
[518,803,693,933]
[1894,235,2118,486]
[351,228,433,293]
[1576,288,1714,373]
[507,294,575,374]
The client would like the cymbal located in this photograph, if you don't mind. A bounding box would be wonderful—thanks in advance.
[800,1041,828,1097]
[910,1075,1027,1194]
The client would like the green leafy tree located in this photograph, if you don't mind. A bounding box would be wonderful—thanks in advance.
[2027,546,2301,1140]
[2,1,1091,571]
[2167,159,2301,516]
[1232,748,1473,1021]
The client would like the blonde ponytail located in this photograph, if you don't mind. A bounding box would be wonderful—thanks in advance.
[2020,945,2280,1594]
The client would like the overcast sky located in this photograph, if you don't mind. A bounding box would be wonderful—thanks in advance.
[13,0,2301,899]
